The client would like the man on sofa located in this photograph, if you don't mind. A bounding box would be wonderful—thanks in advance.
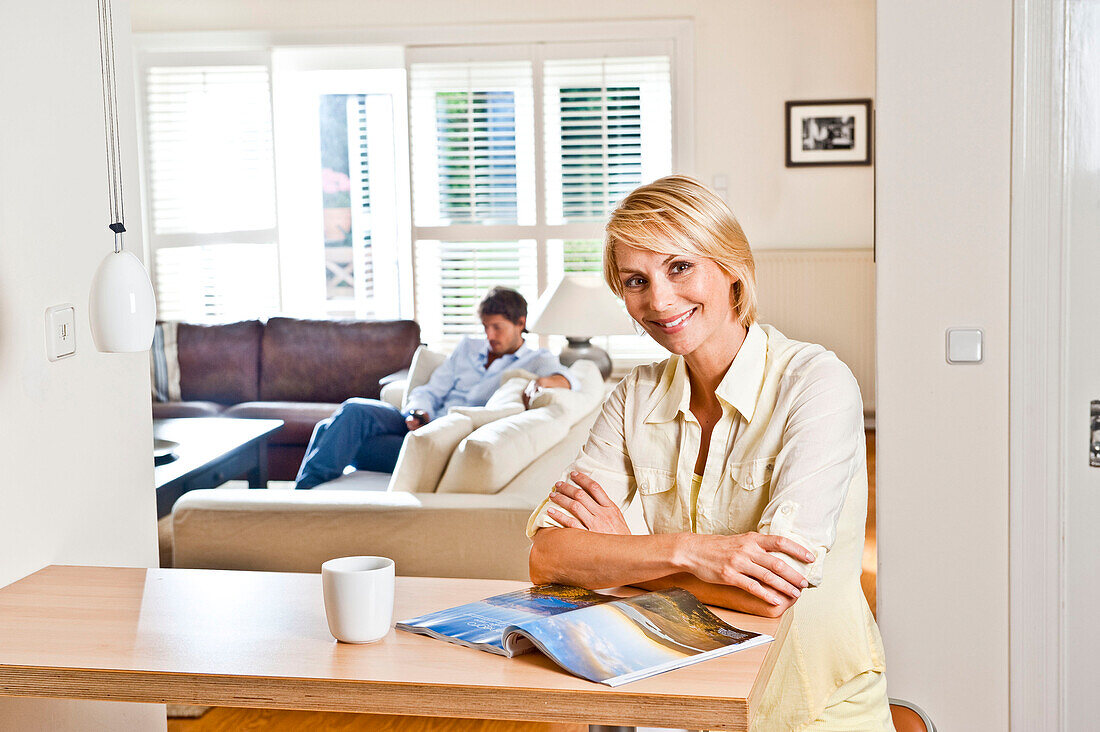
[294,286,577,489]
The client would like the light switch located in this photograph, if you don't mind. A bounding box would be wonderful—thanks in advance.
[946,327,983,364]
[46,304,76,361]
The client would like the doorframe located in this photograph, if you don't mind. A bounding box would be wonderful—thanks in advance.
[1009,0,1067,728]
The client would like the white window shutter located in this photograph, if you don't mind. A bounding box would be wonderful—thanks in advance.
[345,94,376,315]
[154,243,279,322]
[143,63,279,322]
[145,66,277,235]
[543,56,671,224]
[415,240,538,348]
[409,60,535,226]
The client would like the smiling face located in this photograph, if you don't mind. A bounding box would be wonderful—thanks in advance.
[615,244,743,359]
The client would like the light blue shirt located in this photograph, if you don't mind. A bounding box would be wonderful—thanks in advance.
[403,337,578,419]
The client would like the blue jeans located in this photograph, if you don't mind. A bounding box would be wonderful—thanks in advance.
[295,398,408,489]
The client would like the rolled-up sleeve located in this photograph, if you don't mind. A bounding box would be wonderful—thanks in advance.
[525,376,638,537]
[527,349,580,390]
[757,355,864,586]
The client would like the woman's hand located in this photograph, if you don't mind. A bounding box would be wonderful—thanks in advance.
[546,471,632,535]
[677,532,814,606]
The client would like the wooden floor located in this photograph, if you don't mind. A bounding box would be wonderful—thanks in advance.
[168,431,878,730]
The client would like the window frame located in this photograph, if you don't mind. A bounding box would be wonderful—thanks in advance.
[269,64,411,319]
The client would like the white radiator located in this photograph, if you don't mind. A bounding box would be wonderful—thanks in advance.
[754,249,876,414]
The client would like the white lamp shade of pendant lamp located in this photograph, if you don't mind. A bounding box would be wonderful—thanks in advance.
[89,249,157,353]
[527,275,636,337]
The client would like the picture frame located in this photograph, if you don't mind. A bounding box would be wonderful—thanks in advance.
[785,99,873,167]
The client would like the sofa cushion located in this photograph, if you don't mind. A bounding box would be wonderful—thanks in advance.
[177,320,263,404]
[260,317,420,403]
[151,401,226,419]
[387,412,476,493]
[150,321,181,402]
[528,359,605,424]
[436,403,570,495]
[448,403,525,430]
[403,346,448,405]
[223,401,338,445]
[444,375,525,429]
[313,470,392,491]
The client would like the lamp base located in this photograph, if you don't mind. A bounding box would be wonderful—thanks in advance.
[560,338,612,380]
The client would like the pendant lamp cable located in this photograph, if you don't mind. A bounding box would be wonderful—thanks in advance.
[97,0,125,253]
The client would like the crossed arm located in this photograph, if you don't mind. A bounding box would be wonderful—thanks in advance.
[529,472,816,618]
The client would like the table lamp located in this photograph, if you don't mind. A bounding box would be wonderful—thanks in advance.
[528,275,637,379]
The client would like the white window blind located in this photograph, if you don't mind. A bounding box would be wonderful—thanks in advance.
[350,95,375,302]
[144,66,276,235]
[155,243,279,322]
[409,60,535,226]
[543,56,672,224]
[340,94,377,315]
[415,240,538,347]
[143,62,280,322]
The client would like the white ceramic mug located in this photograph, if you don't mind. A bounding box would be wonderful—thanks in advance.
[321,555,395,644]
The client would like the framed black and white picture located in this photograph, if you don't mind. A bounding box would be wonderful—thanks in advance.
[785,99,873,167]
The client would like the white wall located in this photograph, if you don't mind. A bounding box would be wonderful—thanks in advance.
[876,0,1010,729]
[0,0,165,728]
[131,0,876,250]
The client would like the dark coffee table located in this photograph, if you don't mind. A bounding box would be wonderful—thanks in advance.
[153,418,284,519]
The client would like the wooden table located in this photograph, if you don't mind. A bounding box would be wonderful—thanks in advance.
[154,418,283,518]
[0,566,789,731]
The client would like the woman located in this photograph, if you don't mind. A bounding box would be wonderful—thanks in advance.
[526,176,891,730]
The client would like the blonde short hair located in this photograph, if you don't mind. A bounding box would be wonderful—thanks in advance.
[603,175,757,327]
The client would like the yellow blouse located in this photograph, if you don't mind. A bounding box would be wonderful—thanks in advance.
[527,324,887,729]
[690,473,702,531]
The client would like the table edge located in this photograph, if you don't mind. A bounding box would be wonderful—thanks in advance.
[0,665,750,731]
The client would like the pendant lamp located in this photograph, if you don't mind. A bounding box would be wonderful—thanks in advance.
[88,0,156,353]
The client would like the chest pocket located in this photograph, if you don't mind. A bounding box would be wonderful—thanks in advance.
[633,466,685,534]
[725,456,776,533]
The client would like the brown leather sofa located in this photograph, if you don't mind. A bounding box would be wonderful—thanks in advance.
[152,317,421,480]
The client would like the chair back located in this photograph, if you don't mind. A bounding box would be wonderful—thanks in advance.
[889,698,936,732]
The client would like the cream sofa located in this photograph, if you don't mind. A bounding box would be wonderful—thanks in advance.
[170,352,610,581]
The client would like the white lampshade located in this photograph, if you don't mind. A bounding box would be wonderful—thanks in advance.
[528,275,636,337]
[89,250,157,353]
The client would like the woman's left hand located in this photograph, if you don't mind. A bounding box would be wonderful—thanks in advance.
[547,471,632,535]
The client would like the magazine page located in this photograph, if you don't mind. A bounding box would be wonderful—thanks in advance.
[396,585,615,656]
[501,588,773,686]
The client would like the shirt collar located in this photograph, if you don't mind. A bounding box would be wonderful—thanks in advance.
[644,323,768,424]
[477,338,531,367]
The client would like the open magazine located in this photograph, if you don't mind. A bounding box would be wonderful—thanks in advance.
[396,584,773,687]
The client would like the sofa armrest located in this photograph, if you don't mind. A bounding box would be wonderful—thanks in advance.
[171,489,535,581]
[380,380,407,409]
[379,369,408,386]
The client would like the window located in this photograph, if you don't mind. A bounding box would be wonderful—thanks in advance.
[408,42,673,356]
[543,56,671,225]
[315,92,400,317]
[137,30,683,366]
[267,63,409,320]
[141,60,280,322]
